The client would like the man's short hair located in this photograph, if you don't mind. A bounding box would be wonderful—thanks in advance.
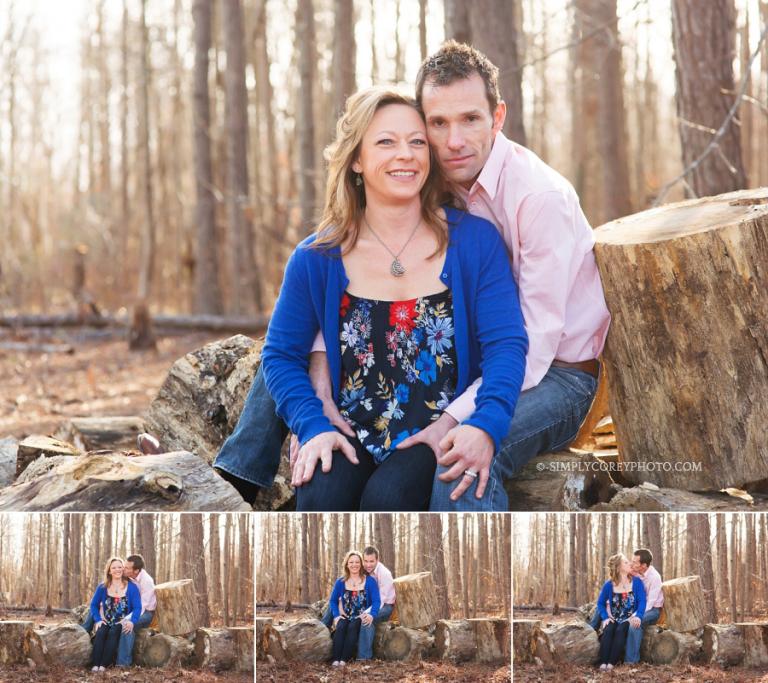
[363,546,379,559]
[415,40,501,115]
[633,549,653,567]
[126,554,145,571]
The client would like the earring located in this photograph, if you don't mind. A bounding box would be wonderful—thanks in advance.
[355,173,363,187]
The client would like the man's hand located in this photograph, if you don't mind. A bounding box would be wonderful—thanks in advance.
[122,620,134,634]
[629,616,641,629]
[360,613,373,626]
[395,412,458,457]
[436,425,494,501]
[291,431,359,487]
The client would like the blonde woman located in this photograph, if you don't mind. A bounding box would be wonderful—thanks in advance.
[328,550,381,665]
[88,557,142,671]
[259,87,527,511]
[595,553,646,670]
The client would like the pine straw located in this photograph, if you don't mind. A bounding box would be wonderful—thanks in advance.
[513,662,768,682]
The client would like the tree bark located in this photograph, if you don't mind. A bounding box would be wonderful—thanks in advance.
[703,623,745,666]
[512,618,541,664]
[392,572,439,628]
[194,627,252,671]
[36,623,91,668]
[434,619,476,663]
[643,627,702,665]
[295,0,317,232]
[0,621,36,665]
[134,629,194,667]
[469,618,509,663]
[53,417,144,452]
[534,621,599,666]
[379,626,433,661]
[155,579,200,635]
[265,618,332,662]
[255,617,272,660]
[662,575,708,632]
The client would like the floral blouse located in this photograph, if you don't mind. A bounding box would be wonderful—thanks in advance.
[609,587,637,623]
[341,586,367,619]
[338,289,457,463]
[102,591,129,626]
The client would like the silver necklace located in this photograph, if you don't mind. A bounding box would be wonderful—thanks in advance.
[363,213,422,277]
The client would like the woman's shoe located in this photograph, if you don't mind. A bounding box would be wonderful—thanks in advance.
[606,663,613,670]
[339,661,346,666]
[91,666,99,672]
[331,661,340,666]
[599,663,607,670]
[98,666,106,672]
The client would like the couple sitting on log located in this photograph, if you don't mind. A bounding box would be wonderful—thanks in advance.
[589,548,664,670]
[322,546,396,665]
[81,555,156,671]
[213,40,609,513]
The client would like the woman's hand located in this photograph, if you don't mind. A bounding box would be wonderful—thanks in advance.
[436,425,494,500]
[601,618,611,629]
[94,621,103,631]
[291,432,359,486]
[333,616,342,627]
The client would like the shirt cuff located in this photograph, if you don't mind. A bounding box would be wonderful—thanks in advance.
[444,382,480,423]
[310,330,326,353]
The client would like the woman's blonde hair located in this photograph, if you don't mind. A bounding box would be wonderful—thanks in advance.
[341,550,367,582]
[313,86,453,255]
[103,557,128,588]
[607,553,628,584]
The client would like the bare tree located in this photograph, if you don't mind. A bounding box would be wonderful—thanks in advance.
[295,0,317,232]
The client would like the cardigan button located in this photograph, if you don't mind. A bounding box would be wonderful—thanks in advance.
[441,273,447,279]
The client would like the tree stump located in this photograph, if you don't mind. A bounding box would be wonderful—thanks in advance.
[54,416,145,451]
[741,623,768,668]
[469,618,509,663]
[704,623,744,667]
[255,617,272,661]
[434,619,476,663]
[0,451,250,511]
[0,620,35,665]
[661,576,707,632]
[266,619,332,662]
[15,436,80,479]
[643,628,702,665]
[36,623,91,668]
[155,579,200,635]
[228,627,254,672]
[134,629,194,667]
[145,335,262,464]
[0,437,17,487]
[379,626,433,661]
[513,619,541,664]
[535,621,599,666]
[392,572,438,628]
[506,451,614,511]
[194,628,239,671]
[594,188,768,491]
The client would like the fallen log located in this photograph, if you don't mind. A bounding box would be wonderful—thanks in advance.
[194,628,236,671]
[594,188,768,490]
[512,619,541,664]
[0,437,16,488]
[505,451,615,511]
[379,626,433,662]
[392,572,439,629]
[155,579,199,635]
[434,619,476,663]
[134,629,193,668]
[0,451,250,511]
[469,618,509,663]
[34,619,90,664]
[255,617,273,661]
[53,416,145,452]
[0,341,74,354]
[228,626,254,672]
[642,627,701,665]
[15,435,81,479]
[704,623,744,667]
[591,484,768,511]
[534,621,599,666]
[265,619,331,662]
[661,576,707,632]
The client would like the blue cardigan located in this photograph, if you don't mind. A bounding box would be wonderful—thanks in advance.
[329,575,381,618]
[596,577,646,621]
[90,581,143,624]
[261,206,528,451]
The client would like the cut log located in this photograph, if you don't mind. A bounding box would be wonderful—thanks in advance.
[145,335,262,464]
[228,627,254,672]
[512,619,541,664]
[468,618,509,663]
[0,620,35,665]
[193,628,238,671]
[255,617,273,661]
[0,437,16,487]
[15,435,80,478]
[704,623,745,667]
[134,629,194,667]
[15,455,71,485]
[591,484,768,511]
[594,187,768,491]
[506,451,615,511]
[265,619,331,662]
[661,576,707,632]
[741,623,768,668]
[54,416,145,451]
[380,626,433,661]
[155,579,200,635]
[392,572,439,629]
[643,628,701,665]
[434,619,476,663]
[0,451,250,511]
[372,621,391,658]
[534,621,599,666]
[36,623,91,668]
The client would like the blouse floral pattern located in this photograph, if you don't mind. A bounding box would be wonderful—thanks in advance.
[341,586,367,619]
[338,289,457,463]
[102,590,129,626]
[609,588,637,623]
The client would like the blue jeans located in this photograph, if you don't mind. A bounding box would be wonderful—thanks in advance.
[321,603,394,660]
[116,610,155,666]
[429,365,597,511]
[624,607,660,663]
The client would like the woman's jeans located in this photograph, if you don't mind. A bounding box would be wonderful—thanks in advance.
[332,617,362,661]
[91,623,123,667]
[322,603,394,660]
[598,620,630,665]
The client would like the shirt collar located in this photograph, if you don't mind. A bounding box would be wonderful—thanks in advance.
[472,131,510,201]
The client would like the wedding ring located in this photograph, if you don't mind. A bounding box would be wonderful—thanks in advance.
[463,468,478,479]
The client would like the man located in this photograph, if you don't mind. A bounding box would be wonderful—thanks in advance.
[214,41,609,511]
[625,548,663,663]
[321,546,396,660]
[115,555,157,667]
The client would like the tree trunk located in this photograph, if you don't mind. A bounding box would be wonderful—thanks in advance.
[688,514,717,622]
[512,619,541,664]
[671,0,747,196]
[330,0,356,126]
[255,617,272,661]
[379,626,433,661]
[295,0,317,232]
[155,579,201,635]
[703,623,745,667]
[36,624,91,668]
[392,572,439,628]
[661,576,708,632]
[180,515,210,626]
[434,619,476,663]
[594,188,768,490]
[134,629,194,667]
[265,619,332,662]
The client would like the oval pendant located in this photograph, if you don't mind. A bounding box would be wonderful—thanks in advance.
[391,258,406,277]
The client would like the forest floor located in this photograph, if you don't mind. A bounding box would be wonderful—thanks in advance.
[257,659,510,682]
[0,664,252,682]
[513,662,768,682]
[0,331,221,438]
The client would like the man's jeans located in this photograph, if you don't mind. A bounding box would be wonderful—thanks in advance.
[321,603,394,660]
[624,607,660,663]
[429,365,597,511]
[116,610,155,666]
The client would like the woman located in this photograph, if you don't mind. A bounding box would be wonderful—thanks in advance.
[595,553,646,670]
[328,550,381,665]
[88,557,142,672]
[261,87,528,511]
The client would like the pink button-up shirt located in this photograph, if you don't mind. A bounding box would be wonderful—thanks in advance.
[132,569,157,613]
[372,561,396,605]
[642,565,664,609]
[444,132,611,423]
